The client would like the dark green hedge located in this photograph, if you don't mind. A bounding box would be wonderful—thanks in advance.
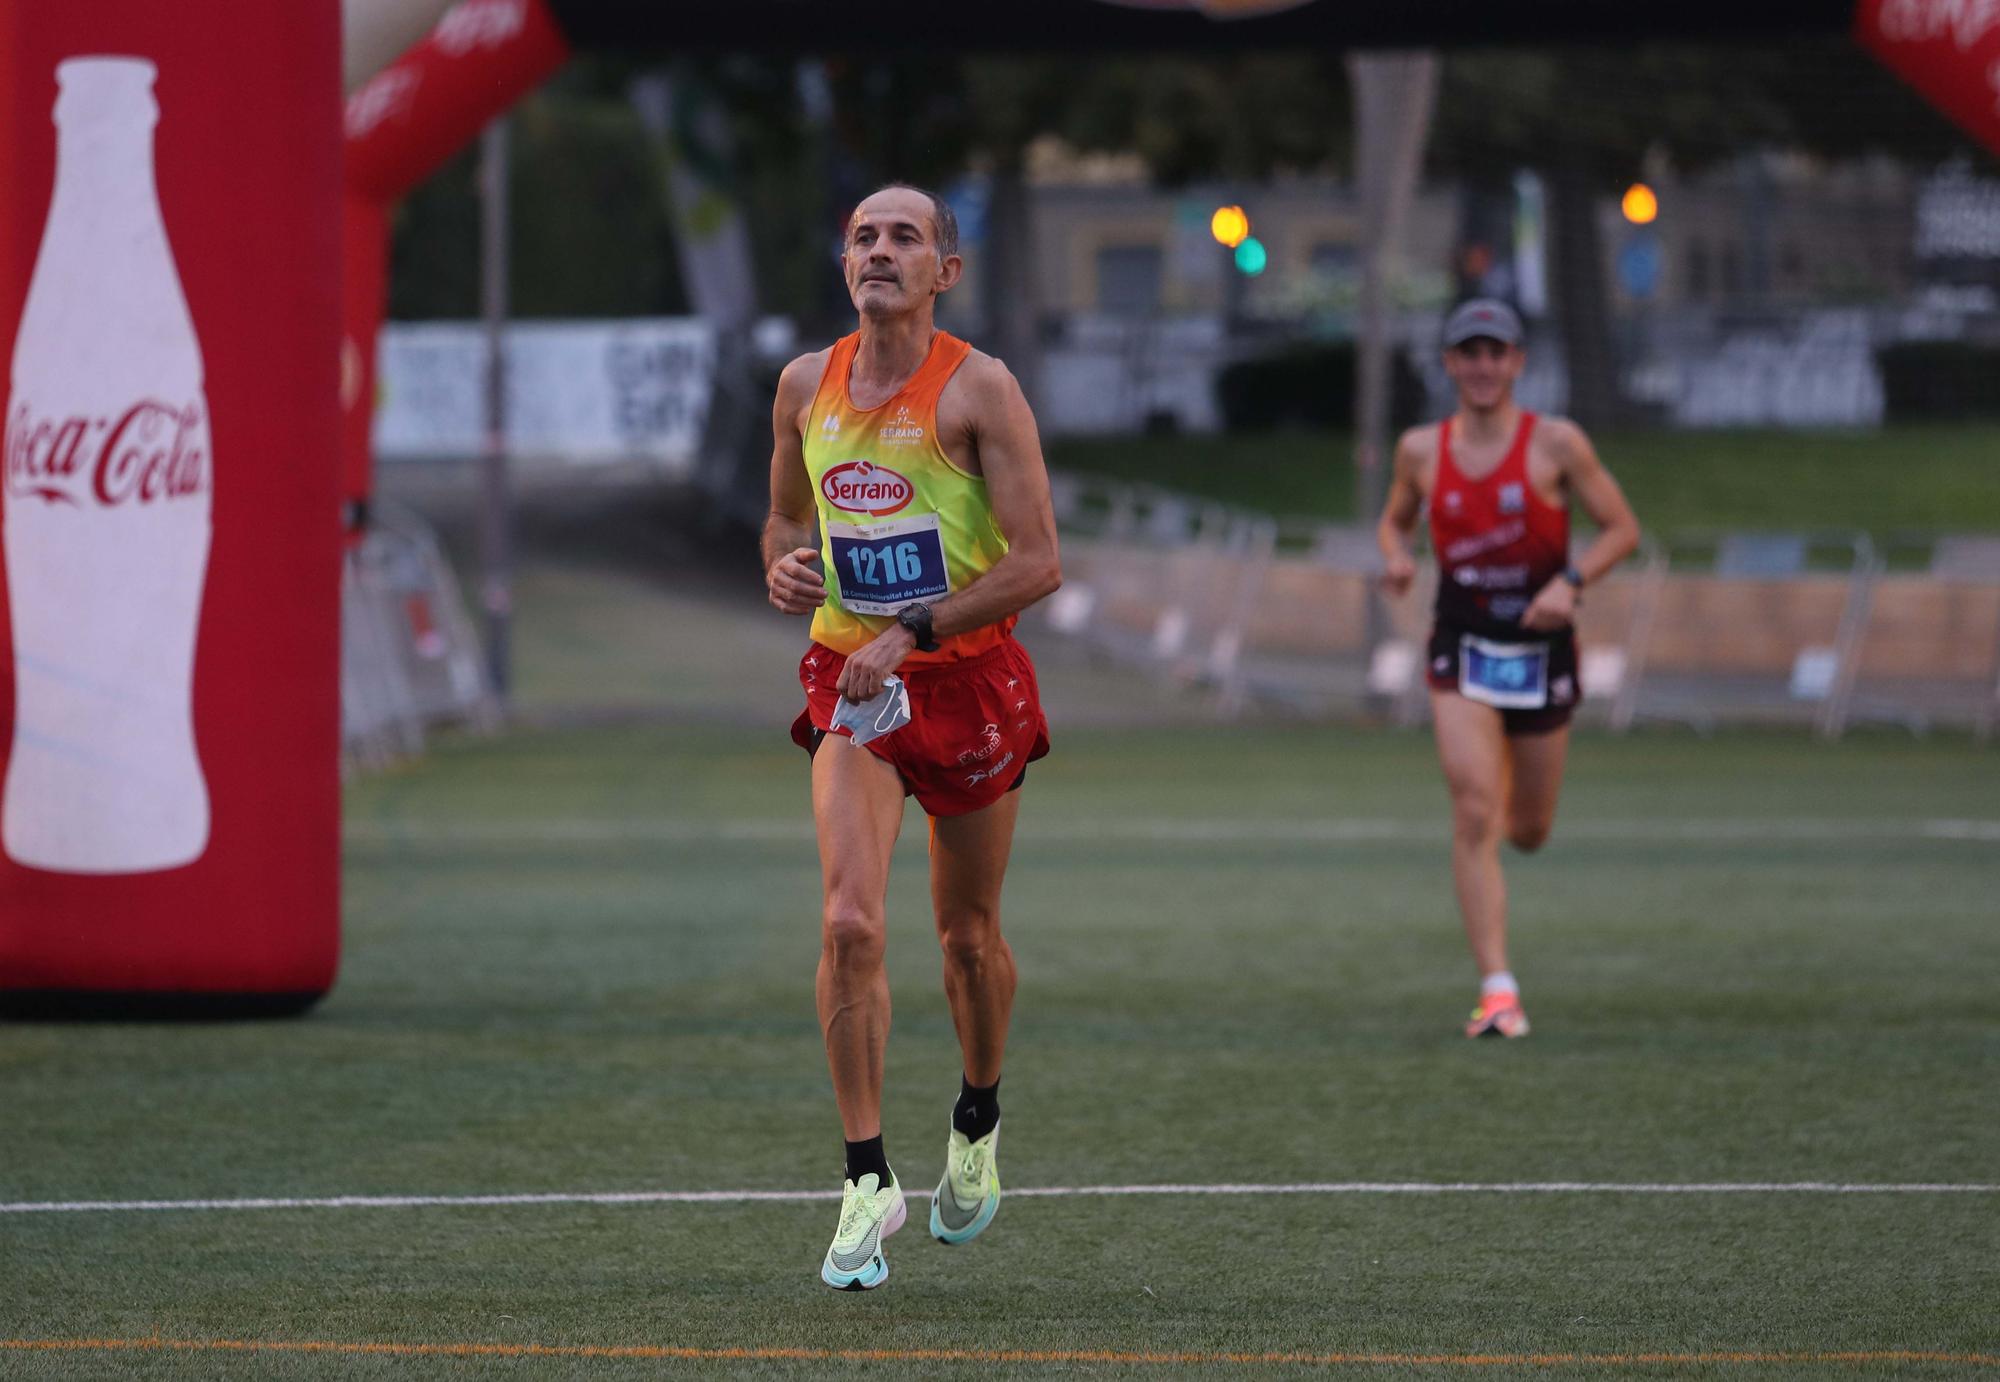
[1215,342,1426,432]
[1877,342,2000,422]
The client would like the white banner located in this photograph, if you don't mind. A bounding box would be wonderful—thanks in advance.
[374,318,716,471]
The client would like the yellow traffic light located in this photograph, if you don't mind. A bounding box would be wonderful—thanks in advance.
[1210,205,1250,248]
[1622,183,1659,225]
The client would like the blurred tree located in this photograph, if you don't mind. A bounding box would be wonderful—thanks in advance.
[390,51,1356,324]
[388,38,1982,422]
[388,144,480,319]
[389,61,688,320]
[812,53,1355,397]
[970,53,1353,185]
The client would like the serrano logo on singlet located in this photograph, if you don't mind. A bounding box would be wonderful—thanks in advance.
[821,460,913,516]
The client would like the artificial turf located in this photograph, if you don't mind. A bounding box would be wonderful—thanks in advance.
[3,720,1994,1379]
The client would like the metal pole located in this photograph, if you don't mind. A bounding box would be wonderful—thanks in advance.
[478,118,512,705]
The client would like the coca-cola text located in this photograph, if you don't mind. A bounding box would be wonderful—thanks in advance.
[5,400,207,507]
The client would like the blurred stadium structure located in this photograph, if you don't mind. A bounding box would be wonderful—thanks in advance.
[337,0,2000,758]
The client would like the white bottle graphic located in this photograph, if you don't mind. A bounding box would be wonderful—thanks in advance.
[3,57,212,873]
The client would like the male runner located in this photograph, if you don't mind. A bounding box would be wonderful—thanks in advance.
[763,185,1061,1289]
[1377,299,1641,1038]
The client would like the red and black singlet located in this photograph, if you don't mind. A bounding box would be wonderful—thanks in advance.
[1428,411,1569,636]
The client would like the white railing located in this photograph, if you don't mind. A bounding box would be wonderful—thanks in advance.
[1034,470,1999,740]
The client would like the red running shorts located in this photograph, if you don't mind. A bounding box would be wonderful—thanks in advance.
[791,636,1051,817]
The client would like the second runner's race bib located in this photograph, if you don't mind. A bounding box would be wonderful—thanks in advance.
[1458,634,1550,710]
[828,512,951,616]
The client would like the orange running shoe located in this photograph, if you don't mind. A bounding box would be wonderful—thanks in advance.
[1465,990,1530,1039]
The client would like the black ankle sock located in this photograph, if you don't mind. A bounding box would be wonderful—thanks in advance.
[843,1135,890,1186]
[952,1076,1001,1141]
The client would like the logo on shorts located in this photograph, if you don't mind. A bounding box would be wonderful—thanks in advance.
[956,723,1003,765]
[1498,482,1525,515]
[964,750,1016,787]
[1552,673,1575,705]
[821,460,913,516]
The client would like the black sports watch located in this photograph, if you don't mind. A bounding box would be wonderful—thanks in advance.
[895,601,940,652]
[1562,564,1586,589]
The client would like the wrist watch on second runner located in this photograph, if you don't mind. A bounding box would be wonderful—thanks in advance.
[896,601,940,652]
[1562,565,1586,589]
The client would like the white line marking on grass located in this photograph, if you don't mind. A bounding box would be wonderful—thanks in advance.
[6,1182,1995,1215]
[341,818,2000,847]
[1922,819,2000,841]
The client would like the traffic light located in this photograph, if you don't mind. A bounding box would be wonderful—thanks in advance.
[1233,236,1268,276]
[1210,204,1250,248]
[1621,183,1659,225]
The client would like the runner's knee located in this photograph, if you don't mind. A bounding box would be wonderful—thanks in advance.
[937,909,1002,970]
[822,905,886,969]
[1451,787,1503,843]
[1507,815,1552,853]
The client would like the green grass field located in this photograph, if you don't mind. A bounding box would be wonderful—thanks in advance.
[1049,424,2000,535]
[4,716,1996,1379]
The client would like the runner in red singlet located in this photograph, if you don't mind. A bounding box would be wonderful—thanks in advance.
[1376,299,1641,1038]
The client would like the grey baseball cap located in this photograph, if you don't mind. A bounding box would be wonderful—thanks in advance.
[1443,298,1525,349]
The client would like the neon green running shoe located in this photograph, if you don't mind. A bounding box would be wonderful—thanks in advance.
[820,1170,905,1291]
[929,1122,1000,1245]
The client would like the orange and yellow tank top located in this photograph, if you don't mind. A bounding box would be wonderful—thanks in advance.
[804,330,1012,666]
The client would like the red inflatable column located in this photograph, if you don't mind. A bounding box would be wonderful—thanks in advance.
[0,2,342,1012]
[1856,0,2000,157]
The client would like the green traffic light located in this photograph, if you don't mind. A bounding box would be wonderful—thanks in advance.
[1234,236,1267,275]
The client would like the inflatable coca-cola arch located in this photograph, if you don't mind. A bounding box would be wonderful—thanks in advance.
[1,0,1992,1014]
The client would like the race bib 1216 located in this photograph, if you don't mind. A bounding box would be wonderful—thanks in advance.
[828,512,950,616]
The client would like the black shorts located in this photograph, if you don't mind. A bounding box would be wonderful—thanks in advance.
[1425,622,1579,737]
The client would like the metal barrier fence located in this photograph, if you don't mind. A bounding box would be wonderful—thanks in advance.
[341,498,499,772]
[1031,471,2000,740]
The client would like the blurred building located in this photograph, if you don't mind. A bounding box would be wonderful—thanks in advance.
[935,145,2000,434]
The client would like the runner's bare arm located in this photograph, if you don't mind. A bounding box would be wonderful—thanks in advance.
[763,353,826,616]
[1519,419,1641,631]
[1376,428,1428,596]
[833,358,1061,700]
[1553,421,1641,584]
[924,358,1061,640]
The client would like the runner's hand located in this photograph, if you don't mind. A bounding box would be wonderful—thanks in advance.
[837,625,916,702]
[1379,549,1417,598]
[1520,576,1577,632]
[767,546,825,615]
